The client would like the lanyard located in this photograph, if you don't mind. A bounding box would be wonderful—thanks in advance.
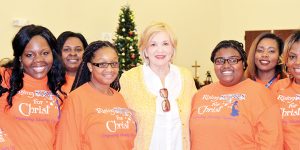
[265,75,277,88]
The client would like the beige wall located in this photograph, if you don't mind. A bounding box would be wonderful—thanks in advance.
[1,0,300,82]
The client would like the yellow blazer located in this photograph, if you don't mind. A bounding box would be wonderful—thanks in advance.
[120,65,197,150]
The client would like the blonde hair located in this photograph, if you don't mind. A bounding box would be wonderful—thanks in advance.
[138,22,177,63]
[282,31,300,75]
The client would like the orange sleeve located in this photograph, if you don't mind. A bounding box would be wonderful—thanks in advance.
[55,95,81,150]
[0,67,10,88]
[255,103,283,150]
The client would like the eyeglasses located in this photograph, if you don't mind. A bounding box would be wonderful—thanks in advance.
[91,62,119,68]
[159,88,170,112]
[214,57,242,65]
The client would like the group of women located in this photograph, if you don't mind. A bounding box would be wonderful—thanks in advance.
[0,22,299,150]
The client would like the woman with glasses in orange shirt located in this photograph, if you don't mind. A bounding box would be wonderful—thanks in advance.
[55,41,136,150]
[190,40,283,150]
[120,22,197,150]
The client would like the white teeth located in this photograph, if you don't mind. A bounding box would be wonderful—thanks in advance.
[103,74,114,78]
[294,68,300,73]
[222,71,233,75]
[260,60,270,64]
[68,59,78,63]
[33,67,46,73]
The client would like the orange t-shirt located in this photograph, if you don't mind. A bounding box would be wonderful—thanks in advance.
[272,78,300,149]
[0,114,15,150]
[0,67,11,90]
[190,79,283,150]
[55,83,136,150]
[0,70,61,150]
[61,74,75,94]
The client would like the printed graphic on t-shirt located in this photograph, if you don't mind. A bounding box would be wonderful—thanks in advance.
[231,101,239,117]
[0,128,14,150]
[196,94,245,118]
[95,107,136,138]
[277,94,300,123]
[9,89,60,123]
[0,128,7,143]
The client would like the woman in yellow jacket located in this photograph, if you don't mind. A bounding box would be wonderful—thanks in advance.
[120,22,197,150]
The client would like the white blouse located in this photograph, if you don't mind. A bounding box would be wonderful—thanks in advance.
[143,64,183,150]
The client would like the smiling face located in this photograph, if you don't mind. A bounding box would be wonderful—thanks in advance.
[21,35,53,79]
[254,38,279,73]
[287,41,300,84]
[145,31,174,69]
[61,37,84,75]
[214,47,244,87]
[87,47,119,89]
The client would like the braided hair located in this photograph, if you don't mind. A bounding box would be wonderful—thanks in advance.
[210,40,248,70]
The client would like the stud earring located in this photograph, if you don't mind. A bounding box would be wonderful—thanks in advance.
[19,57,24,71]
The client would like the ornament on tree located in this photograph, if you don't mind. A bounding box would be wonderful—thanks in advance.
[122,28,126,32]
[121,18,125,22]
[130,53,136,59]
[129,46,133,49]
[129,31,133,36]
[130,64,136,67]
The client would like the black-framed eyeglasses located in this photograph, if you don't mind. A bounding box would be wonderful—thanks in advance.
[214,57,242,65]
[159,88,170,112]
[91,62,119,68]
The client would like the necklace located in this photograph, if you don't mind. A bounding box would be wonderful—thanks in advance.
[89,81,114,96]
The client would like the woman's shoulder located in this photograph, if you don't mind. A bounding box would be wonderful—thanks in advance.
[0,67,12,88]
[240,79,272,95]
[0,67,12,76]
[121,65,142,78]
[68,83,91,98]
[272,78,291,93]
[274,78,290,87]
[110,88,123,98]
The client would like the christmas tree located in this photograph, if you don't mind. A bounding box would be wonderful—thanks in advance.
[114,5,141,75]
